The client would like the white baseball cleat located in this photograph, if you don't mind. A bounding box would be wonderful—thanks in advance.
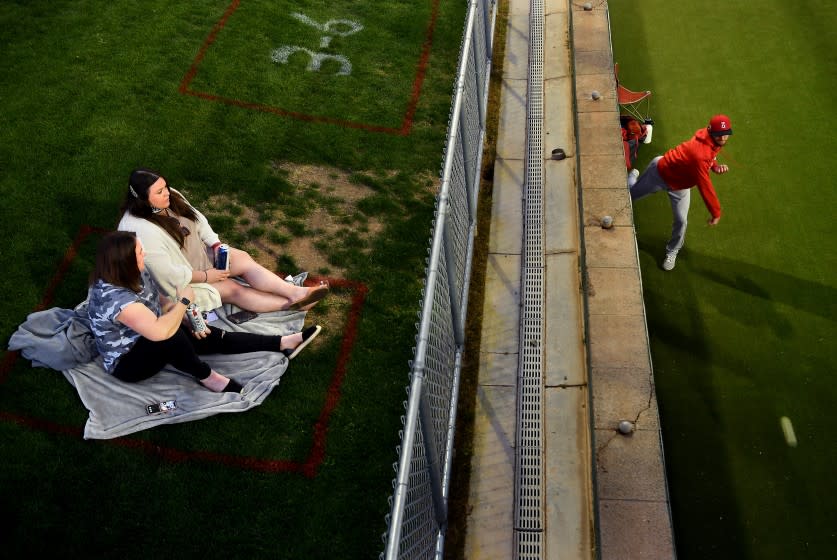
[662,252,677,271]
[627,168,640,187]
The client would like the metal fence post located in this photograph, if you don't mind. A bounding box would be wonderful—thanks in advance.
[419,382,447,528]
[381,1,498,557]
[458,104,476,226]
[443,210,465,347]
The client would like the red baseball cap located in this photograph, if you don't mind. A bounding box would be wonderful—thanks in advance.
[708,114,733,136]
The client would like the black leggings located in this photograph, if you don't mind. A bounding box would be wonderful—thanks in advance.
[112,325,282,383]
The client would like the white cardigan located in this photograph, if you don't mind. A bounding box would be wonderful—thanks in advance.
[117,190,223,311]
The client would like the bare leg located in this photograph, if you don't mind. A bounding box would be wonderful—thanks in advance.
[200,370,236,392]
[214,279,293,312]
[228,248,306,298]
[279,325,321,359]
[279,331,302,351]
[226,247,326,309]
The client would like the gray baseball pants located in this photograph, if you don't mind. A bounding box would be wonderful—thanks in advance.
[630,156,690,254]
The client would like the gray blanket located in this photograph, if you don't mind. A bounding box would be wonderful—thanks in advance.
[8,302,307,440]
[8,301,98,370]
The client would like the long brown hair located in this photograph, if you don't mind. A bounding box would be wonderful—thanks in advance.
[92,231,143,293]
[120,167,199,248]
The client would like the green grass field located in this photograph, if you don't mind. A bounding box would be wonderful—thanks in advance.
[6,1,835,557]
[0,0,467,557]
[609,1,837,558]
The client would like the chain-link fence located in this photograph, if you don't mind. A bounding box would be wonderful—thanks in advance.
[381,1,498,558]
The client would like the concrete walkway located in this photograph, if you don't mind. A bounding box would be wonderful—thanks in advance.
[463,1,675,558]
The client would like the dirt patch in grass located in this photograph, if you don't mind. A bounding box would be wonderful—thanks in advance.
[187,161,439,332]
[198,163,389,280]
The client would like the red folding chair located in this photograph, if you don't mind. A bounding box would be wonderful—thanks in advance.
[615,63,652,124]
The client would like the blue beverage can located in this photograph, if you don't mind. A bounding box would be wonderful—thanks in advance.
[215,243,230,271]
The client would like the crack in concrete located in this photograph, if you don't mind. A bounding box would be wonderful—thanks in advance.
[595,370,656,460]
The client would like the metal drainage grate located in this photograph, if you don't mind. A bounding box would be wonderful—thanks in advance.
[515,0,545,558]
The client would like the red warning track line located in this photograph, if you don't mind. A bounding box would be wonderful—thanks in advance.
[0,225,108,384]
[303,277,368,477]
[401,0,442,135]
[181,88,404,134]
[0,351,18,385]
[36,225,108,312]
[0,411,84,438]
[179,0,441,136]
[178,0,241,95]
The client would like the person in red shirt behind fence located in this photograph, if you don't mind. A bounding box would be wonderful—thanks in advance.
[630,114,733,271]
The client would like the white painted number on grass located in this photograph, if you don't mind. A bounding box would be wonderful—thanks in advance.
[271,12,364,76]
[290,13,363,48]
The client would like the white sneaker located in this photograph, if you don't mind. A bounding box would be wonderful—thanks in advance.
[662,252,677,271]
[643,124,653,144]
[627,168,640,187]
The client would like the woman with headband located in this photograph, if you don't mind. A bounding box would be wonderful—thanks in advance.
[118,168,329,313]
